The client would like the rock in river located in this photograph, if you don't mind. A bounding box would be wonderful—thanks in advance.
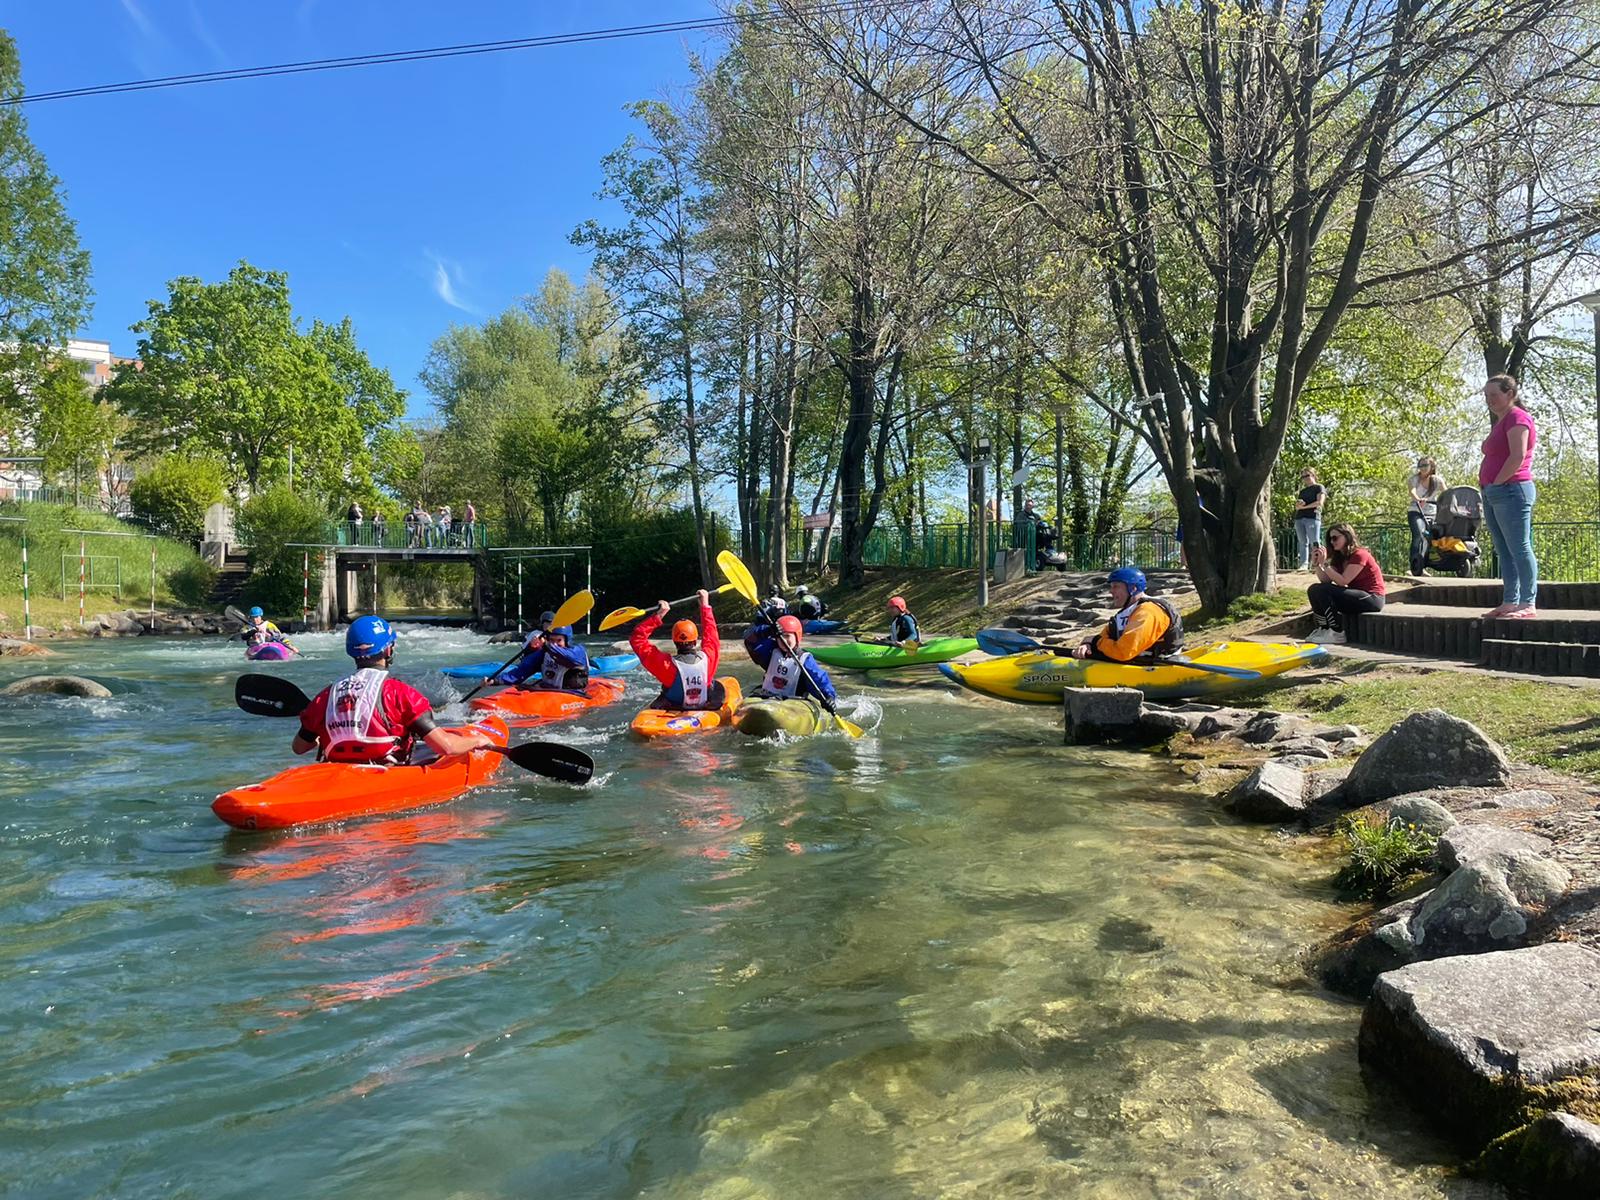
[1,674,113,698]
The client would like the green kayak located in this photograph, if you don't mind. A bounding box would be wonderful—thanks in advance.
[808,637,979,671]
[732,697,831,738]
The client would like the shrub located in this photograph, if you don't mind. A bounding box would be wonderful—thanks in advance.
[128,457,226,544]
[167,559,217,608]
[1332,813,1438,900]
[235,487,329,613]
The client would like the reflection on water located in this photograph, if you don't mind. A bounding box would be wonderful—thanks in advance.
[0,633,1501,1199]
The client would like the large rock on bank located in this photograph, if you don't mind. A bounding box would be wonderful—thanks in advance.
[0,637,51,657]
[1360,945,1600,1186]
[0,674,112,698]
[1222,760,1308,821]
[1479,1110,1600,1199]
[1062,687,1145,744]
[1334,709,1511,805]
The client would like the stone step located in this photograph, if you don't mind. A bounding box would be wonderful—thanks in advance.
[1479,638,1600,677]
[1397,580,1600,610]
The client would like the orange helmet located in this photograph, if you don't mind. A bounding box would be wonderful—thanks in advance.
[671,619,699,646]
[888,595,908,613]
[776,614,804,640]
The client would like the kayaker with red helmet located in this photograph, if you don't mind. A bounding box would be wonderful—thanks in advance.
[629,588,724,709]
[743,612,838,703]
[292,615,493,764]
[1071,567,1184,663]
[886,595,920,648]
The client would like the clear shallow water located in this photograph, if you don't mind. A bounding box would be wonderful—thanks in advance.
[0,631,1501,1199]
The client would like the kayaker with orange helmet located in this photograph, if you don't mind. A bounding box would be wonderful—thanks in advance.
[629,588,723,709]
[1071,567,1184,663]
[886,596,920,648]
[292,615,493,764]
[743,612,838,702]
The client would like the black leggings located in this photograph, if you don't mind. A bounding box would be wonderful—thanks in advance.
[1308,583,1385,619]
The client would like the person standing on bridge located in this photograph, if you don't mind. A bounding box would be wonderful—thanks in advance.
[463,500,477,547]
[437,504,453,547]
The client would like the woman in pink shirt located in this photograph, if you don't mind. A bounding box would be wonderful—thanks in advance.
[1478,374,1538,617]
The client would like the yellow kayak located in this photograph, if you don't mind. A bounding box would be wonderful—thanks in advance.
[732,696,831,738]
[938,640,1329,703]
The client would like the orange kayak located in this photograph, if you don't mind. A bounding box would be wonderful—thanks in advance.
[629,677,743,738]
[468,676,627,725]
[212,716,510,831]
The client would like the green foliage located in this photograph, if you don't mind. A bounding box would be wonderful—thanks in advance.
[1332,813,1438,900]
[0,502,211,618]
[234,487,329,613]
[1186,588,1307,630]
[32,358,118,479]
[106,261,404,496]
[0,32,92,445]
[128,456,226,544]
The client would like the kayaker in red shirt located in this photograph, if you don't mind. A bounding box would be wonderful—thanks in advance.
[629,589,724,709]
[292,615,494,764]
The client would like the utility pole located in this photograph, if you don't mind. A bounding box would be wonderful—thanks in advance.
[970,436,992,609]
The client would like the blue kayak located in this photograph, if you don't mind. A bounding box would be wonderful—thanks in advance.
[803,619,847,635]
[440,652,640,680]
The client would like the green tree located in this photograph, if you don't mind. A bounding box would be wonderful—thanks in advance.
[235,486,330,613]
[106,262,403,495]
[0,30,93,442]
[32,358,115,482]
[128,456,226,543]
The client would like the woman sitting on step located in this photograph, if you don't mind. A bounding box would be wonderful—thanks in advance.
[1307,523,1386,645]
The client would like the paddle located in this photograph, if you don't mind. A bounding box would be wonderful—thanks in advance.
[716,550,864,738]
[233,674,595,784]
[598,583,738,632]
[458,589,595,704]
[974,626,1263,681]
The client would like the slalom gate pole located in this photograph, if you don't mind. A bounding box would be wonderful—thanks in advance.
[302,552,310,626]
[78,535,85,627]
[21,530,30,640]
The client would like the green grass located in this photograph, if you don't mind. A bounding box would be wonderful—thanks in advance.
[0,501,214,633]
[799,565,1041,639]
[1186,587,1309,633]
[1332,812,1438,899]
[1268,663,1600,779]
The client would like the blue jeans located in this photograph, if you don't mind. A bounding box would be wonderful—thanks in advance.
[1294,516,1321,568]
[1482,481,1538,607]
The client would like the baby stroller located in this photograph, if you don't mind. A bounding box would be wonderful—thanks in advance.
[1424,485,1483,577]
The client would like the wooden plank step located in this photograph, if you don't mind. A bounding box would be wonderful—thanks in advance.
[1479,638,1600,678]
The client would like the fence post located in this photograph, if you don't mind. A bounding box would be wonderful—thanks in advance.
[78,535,85,627]
[20,530,30,640]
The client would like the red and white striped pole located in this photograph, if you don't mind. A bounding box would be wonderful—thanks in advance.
[302,552,310,627]
[149,541,156,620]
[78,535,86,627]
[20,531,30,641]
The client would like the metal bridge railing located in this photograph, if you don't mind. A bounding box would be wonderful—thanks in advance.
[331,519,488,550]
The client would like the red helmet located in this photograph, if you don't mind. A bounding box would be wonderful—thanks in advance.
[672,619,699,646]
[776,614,804,640]
[888,595,908,613]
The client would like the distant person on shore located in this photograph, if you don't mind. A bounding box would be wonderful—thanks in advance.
[1407,457,1446,576]
[346,500,363,544]
[293,616,492,764]
[416,505,434,548]
[436,504,452,547]
[1479,375,1538,617]
[629,590,723,710]
[1307,523,1385,645]
[1072,567,1183,663]
[1293,468,1327,570]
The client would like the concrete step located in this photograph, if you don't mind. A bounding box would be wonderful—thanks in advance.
[1349,604,1600,660]
[1397,580,1600,610]
[1479,638,1600,677]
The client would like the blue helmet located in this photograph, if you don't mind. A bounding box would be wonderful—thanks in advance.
[1108,566,1147,593]
[550,625,574,642]
[346,615,397,659]
[539,610,556,628]
[248,606,264,618]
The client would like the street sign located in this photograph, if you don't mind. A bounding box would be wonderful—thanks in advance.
[802,512,833,530]
[1011,465,1031,487]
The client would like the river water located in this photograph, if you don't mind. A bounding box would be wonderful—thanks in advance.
[0,629,1501,1199]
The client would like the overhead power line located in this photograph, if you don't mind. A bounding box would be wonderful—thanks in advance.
[2,2,901,106]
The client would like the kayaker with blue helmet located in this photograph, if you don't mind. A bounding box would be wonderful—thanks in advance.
[241,605,294,651]
[498,620,590,691]
[292,615,493,764]
[744,613,838,703]
[1072,567,1184,663]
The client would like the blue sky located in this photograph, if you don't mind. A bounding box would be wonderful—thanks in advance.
[4,1,720,418]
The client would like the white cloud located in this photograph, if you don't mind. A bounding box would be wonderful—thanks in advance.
[119,0,156,39]
[428,253,475,313]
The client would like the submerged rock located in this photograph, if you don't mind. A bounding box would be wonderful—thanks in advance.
[1336,709,1511,806]
[1,674,112,698]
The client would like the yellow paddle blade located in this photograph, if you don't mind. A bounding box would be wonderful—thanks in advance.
[717,550,758,605]
[833,712,864,738]
[550,589,595,630]
[598,606,645,632]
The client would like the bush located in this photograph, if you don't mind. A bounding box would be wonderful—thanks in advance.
[167,559,217,608]
[129,457,226,544]
[235,487,330,613]
[1332,813,1438,899]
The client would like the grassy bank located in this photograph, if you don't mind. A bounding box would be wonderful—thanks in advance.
[801,565,1061,637]
[0,502,213,633]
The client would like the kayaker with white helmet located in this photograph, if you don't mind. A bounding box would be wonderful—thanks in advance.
[292,615,492,764]
[629,589,724,710]
[886,595,920,648]
[792,584,827,622]
[743,612,838,703]
[1071,567,1184,663]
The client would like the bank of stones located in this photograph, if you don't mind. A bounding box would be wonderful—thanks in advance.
[1063,692,1600,1194]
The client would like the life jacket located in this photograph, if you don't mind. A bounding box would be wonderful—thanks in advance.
[759,651,809,699]
[658,649,712,709]
[538,650,588,692]
[890,612,919,644]
[323,668,406,763]
[1104,595,1185,661]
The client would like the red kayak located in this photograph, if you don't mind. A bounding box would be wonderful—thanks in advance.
[212,716,510,831]
[468,677,626,726]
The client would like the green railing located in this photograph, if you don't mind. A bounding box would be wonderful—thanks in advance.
[783,520,1182,574]
[331,518,488,551]
[1276,521,1600,582]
